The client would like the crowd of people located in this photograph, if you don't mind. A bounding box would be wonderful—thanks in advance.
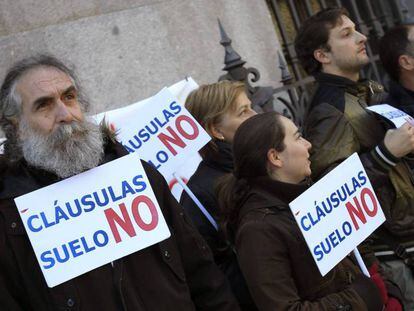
[0,6,414,311]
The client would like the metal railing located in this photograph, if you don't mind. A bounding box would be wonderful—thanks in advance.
[218,0,411,128]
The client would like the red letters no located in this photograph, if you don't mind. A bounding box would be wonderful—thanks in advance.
[361,188,378,217]
[346,187,378,231]
[104,203,136,243]
[175,115,199,140]
[131,195,159,231]
[158,126,186,156]
[346,197,366,231]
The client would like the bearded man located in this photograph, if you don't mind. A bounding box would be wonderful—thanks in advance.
[0,55,239,311]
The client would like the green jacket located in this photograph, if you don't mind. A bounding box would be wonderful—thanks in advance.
[305,72,414,258]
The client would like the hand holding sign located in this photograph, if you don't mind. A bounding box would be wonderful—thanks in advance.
[368,104,414,157]
[383,122,414,158]
[289,153,385,276]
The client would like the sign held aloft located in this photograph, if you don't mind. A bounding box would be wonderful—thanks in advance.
[289,153,385,276]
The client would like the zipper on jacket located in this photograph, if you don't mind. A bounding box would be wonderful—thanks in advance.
[114,260,128,311]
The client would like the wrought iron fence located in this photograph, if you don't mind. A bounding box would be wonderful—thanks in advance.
[218,0,412,128]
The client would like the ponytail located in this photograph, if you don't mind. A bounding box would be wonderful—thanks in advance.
[216,173,251,243]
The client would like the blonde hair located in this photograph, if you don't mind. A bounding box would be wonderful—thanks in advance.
[185,80,246,158]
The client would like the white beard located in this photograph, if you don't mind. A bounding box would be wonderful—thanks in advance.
[19,119,104,178]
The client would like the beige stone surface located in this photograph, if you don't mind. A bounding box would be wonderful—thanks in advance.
[0,0,282,116]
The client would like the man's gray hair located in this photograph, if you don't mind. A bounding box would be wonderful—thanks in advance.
[0,54,90,161]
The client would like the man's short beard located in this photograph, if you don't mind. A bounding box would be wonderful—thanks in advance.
[19,119,104,178]
[337,55,370,74]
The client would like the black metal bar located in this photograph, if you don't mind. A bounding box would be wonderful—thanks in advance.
[304,0,314,16]
[366,47,381,82]
[318,0,328,9]
[268,0,305,83]
[278,50,293,84]
[390,0,406,21]
[377,0,395,29]
[287,0,302,30]
[268,0,290,51]
[363,0,384,37]
[272,76,315,94]
[349,0,369,33]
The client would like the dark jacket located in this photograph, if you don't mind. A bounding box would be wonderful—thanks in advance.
[180,141,256,311]
[180,140,233,262]
[385,79,414,173]
[235,176,383,311]
[386,79,414,117]
[0,136,240,311]
[305,73,414,258]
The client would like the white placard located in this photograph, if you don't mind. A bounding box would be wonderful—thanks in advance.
[15,153,171,287]
[289,153,385,276]
[367,104,413,128]
[94,77,205,200]
[96,87,209,183]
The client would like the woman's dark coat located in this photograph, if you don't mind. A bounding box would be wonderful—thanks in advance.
[235,176,382,311]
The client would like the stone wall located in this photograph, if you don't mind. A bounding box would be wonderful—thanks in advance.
[0,0,283,115]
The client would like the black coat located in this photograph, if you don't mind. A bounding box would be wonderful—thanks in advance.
[180,140,233,262]
[180,141,257,311]
[386,79,414,117]
[0,138,240,311]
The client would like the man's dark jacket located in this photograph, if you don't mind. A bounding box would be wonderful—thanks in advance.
[387,79,414,117]
[0,134,240,311]
[305,73,414,260]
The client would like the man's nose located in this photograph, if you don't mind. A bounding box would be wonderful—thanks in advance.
[356,31,367,43]
[55,100,73,123]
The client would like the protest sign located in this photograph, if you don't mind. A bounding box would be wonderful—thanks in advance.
[289,153,385,276]
[14,152,171,287]
[99,87,210,179]
[367,104,414,128]
[0,137,5,154]
[93,78,204,200]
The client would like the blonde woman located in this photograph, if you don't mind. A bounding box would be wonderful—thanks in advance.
[181,81,256,310]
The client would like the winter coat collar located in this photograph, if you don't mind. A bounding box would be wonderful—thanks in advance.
[238,176,310,222]
[315,72,379,98]
[250,176,309,205]
[203,140,234,173]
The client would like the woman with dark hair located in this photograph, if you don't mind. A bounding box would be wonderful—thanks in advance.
[218,112,384,310]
